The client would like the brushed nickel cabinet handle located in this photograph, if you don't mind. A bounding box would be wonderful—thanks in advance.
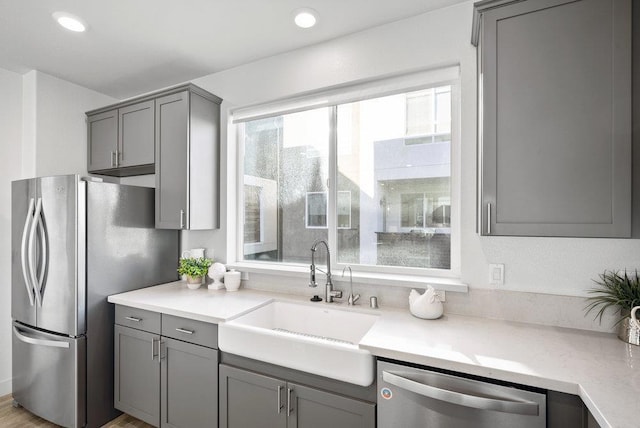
[277,385,284,414]
[175,328,194,335]
[125,316,142,322]
[287,387,293,417]
[487,203,492,235]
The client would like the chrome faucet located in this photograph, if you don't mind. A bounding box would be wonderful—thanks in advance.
[342,266,360,306]
[309,239,342,303]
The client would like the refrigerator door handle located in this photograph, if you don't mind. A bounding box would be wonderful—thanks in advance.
[35,207,48,303]
[20,198,36,306]
[382,371,540,416]
[12,326,70,349]
[28,198,44,307]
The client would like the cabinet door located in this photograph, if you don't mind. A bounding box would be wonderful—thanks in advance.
[480,0,631,237]
[155,91,189,229]
[87,109,117,172]
[161,338,218,428]
[119,100,155,168]
[219,364,287,428]
[114,325,160,427]
[288,382,375,428]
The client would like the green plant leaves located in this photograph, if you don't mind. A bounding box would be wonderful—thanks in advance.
[585,269,640,325]
[177,257,213,278]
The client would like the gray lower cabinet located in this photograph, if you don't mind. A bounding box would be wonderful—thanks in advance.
[114,307,218,428]
[161,338,218,428]
[219,364,375,428]
[474,0,632,237]
[114,325,160,426]
[155,86,222,230]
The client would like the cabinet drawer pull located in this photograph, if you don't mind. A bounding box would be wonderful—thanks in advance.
[277,385,284,414]
[179,210,185,229]
[125,316,142,322]
[115,149,120,167]
[111,152,116,167]
[487,203,492,235]
[175,328,194,335]
[287,387,293,417]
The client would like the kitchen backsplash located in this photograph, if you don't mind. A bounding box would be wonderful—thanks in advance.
[238,274,617,334]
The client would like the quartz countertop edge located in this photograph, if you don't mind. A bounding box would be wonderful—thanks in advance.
[108,282,639,428]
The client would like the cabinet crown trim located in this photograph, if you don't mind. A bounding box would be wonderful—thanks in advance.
[86,83,222,116]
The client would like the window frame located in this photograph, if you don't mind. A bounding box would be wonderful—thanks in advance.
[231,67,462,284]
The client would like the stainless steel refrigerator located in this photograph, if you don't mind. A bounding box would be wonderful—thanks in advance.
[11,174,179,428]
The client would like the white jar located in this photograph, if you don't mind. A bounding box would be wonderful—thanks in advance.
[224,270,242,291]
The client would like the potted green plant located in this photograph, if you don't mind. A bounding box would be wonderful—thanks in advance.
[585,269,640,345]
[178,257,213,289]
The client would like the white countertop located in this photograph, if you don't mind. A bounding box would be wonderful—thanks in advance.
[107,281,274,323]
[108,283,640,428]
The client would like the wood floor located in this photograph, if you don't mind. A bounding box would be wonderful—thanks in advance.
[0,394,153,427]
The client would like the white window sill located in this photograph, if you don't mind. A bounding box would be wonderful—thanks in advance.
[226,261,468,293]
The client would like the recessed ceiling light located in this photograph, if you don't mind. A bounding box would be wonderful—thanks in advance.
[52,12,87,32]
[293,8,318,29]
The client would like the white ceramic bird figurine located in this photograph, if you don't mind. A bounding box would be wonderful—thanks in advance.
[409,286,443,319]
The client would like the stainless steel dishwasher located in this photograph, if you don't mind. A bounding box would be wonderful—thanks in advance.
[377,360,546,428]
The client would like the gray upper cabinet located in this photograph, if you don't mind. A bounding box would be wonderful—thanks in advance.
[155,86,222,230]
[87,100,155,176]
[87,109,118,172]
[118,100,155,169]
[474,0,632,237]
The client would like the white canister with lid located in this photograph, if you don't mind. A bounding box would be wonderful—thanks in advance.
[224,270,242,291]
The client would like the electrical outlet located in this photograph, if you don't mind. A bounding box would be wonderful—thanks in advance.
[489,264,504,286]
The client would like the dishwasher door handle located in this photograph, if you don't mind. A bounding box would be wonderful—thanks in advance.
[382,371,539,416]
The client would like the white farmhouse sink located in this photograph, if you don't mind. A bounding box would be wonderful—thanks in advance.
[218,301,379,386]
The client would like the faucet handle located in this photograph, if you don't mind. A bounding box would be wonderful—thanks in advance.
[348,293,360,306]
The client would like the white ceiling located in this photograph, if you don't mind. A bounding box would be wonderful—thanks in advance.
[0,0,468,99]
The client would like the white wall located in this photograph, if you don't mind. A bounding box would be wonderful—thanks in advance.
[190,0,640,299]
[0,67,24,395]
[29,71,117,176]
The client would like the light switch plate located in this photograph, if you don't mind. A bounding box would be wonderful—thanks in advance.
[489,263,504,286]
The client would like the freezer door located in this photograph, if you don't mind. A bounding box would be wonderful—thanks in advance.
[12,321,86,428]
[36,175,86,336]
[11,178,37,326]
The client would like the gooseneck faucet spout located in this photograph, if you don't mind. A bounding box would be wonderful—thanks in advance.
[309,239,342,302]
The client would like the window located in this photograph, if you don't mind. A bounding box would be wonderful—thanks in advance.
[236,76,457,274]
[306,192,328,228]
[305,191,352,229]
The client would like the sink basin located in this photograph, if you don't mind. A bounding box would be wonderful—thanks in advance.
[218,301,379,386]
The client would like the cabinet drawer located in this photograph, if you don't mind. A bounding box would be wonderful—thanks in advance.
[115,305,161,334]
[161,314,218,349]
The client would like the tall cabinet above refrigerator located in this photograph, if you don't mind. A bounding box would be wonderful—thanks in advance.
[11,175,179,428]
